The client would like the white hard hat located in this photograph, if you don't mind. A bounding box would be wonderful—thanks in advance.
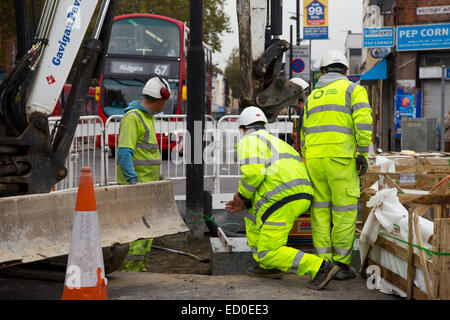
[238,106,268,127]
[288,78,309,90]
[319,49,349,69]
[142,76,171,99]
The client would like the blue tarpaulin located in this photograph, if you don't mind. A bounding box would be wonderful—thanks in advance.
[360,58,387,80]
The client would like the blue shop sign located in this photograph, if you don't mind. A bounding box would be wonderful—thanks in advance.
[363,27,395,48]
[397,23,450,51]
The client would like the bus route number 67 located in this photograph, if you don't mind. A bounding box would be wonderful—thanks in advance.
[154,64,169,76]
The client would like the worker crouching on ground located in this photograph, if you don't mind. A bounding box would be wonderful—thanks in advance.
[225,106,340,290]
[300,50,373,280]
[117,76,171,272]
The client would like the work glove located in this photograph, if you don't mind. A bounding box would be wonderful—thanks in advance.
[356,154,368,176]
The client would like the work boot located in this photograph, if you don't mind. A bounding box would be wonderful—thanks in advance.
[333,262,357,280]
[247,265,283,279]
[307,260,340,290]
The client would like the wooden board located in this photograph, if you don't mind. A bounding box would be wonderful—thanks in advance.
[375,235,432,271]
[364,172,449,190]
[397,194,450,205]
[433,219,450,300]
[368,165,450,174]
[367,258,427,300]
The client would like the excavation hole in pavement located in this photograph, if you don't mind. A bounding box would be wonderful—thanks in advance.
[146,234,213,275]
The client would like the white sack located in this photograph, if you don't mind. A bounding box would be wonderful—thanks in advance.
[375,156,396,173]
[366,188,408,233]
[399,215,434,251]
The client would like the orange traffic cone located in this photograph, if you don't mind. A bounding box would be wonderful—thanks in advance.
[62,166,107,300]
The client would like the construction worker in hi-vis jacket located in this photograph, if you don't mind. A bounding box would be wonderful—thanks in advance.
[300,49,373,280]
[117,76,171,272]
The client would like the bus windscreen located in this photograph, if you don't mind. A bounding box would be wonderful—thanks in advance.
[107,17,180,57]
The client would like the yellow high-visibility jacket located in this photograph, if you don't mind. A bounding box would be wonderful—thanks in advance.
[117,108,161,185]
[300,73,372,161]
[236,129,314,227]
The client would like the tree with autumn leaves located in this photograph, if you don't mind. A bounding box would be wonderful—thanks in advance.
[224,47,241,100]
[116,0,231,52]
[0,1,19,71]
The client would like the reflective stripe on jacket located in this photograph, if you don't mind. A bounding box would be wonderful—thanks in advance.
[236,129,313,227]
[300,73,372,160]
[117,109,161,184]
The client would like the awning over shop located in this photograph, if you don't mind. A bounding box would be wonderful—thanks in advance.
[360,58,387,81]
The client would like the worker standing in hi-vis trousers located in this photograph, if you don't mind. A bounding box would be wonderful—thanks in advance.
[117,76,171,272]
[300,50,372,280]
[226,106,341,290]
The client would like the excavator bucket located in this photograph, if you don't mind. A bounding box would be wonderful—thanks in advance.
[0,180,189,266]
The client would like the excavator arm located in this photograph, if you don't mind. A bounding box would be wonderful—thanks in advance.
[0,0,118,197]
[236,0,305,122]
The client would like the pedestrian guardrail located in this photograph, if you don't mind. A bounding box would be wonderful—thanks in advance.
[49,115,105,191]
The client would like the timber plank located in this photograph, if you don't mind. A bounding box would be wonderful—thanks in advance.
[433,219,450,300]
[367,259,427,300]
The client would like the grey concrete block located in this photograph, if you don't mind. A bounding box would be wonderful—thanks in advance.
[210,237,255,275]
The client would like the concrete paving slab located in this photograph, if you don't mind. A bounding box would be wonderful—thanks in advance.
[210,237,254,275]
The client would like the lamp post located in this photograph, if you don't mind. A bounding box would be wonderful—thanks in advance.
[289,12,303,46]
[289,8,305,82]
[290,25,293,79]
[186,0,205,239]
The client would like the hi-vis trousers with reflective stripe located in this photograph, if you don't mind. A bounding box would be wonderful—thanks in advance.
[122,238,153,272]
[306,157,359,265]
[245,199,323,278]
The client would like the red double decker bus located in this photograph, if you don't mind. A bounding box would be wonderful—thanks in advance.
[99,13,213,152]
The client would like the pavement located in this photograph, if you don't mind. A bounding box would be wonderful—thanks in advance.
[107,272,399,300]
[0,271,399,301]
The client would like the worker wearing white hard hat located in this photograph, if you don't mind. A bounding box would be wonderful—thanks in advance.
[301,49,373,281]
[288,77,310,91]
[237,106,268,128]
[319,49,350,71]
[142,76,171,100]
[226,106,341,290]
[117,75,171,272]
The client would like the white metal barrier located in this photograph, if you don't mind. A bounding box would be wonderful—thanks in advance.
[54,114,299,195]
[48,115,105,191]
[103,114,216,185]
[211,115,300,193]
[213,115,240,194]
